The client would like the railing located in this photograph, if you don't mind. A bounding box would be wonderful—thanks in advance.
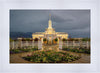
[10,41,38,49]
[10,41,90,50]
[62,41,90,49]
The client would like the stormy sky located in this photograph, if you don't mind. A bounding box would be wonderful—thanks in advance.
[10,10,90,38]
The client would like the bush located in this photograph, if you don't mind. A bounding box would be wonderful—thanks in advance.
[22,38,32,41]
[43,38,47,41]
[81,38,90,41]
[55,38,58,41]
[10,38,14,42]
[31,48,38,51]
[10,48,38,54]
[62,38,67,41]
[63,48,90,54]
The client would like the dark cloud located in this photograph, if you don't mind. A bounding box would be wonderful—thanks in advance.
[10,10,90,38]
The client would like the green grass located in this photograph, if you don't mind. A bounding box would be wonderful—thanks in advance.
[63,47,90,54]
[10,48,38,54]
[23,50,80,63]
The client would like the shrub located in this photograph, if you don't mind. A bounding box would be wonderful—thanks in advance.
[63,48,90,54]
[10,48,38,54]
[43,38,47,41]
[81,38,90,41]
[55,38,58,41]
[10,38,14,42]
[34,38,38,41]
[62,38,67,41]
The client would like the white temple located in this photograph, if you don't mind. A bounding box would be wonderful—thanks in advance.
[32,14,68,44]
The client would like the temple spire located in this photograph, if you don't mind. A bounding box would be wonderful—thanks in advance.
[48,14,52,29]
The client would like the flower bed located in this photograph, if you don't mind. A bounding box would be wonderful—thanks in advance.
[63,47,90,54]
[23,50,80,63]
[10,48,38,54]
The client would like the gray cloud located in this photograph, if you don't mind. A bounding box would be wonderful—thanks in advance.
[10,10,90,38]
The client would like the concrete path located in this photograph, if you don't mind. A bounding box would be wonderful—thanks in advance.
[61,51,90,63]
[10,52,33,63]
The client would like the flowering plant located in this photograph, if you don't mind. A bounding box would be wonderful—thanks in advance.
[23,50,80,63]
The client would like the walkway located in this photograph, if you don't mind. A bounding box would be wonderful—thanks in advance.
[10,51,90,63]
[43,44,59,51]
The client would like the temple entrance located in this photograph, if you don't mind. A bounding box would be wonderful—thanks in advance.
[43,38,58,45]
[48,36,52,45]
[48,40,52,45]
[42,37,59,51]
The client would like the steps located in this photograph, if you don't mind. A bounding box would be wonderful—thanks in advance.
[43,44,59,51]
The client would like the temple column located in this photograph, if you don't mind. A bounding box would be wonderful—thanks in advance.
[17,38,22,49]
[41,37,44,44]
[38,37,43,50]
[57,37,59,44]
[32,39,34,48]
[59,37,62,50]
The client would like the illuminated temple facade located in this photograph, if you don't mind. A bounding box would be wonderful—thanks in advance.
[32,15,68,44]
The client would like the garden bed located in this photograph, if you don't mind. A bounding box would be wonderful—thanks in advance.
[10,48,38,54]
[63,47,90,54]
[23,50,80,63]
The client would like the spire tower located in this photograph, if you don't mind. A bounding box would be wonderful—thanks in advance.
[48,14,52,29]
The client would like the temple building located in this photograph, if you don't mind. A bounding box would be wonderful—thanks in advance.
[32,15,68,44]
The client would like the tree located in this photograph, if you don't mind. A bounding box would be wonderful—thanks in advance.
[43,38,47,41]
[25,38,32,41]
[10,38,13,42]
[62,38,67,41]
[74,39,79,41]
[81,38,90,41]
[68,38,74,41]
[55,38,58,41]
[34,38,38,41]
